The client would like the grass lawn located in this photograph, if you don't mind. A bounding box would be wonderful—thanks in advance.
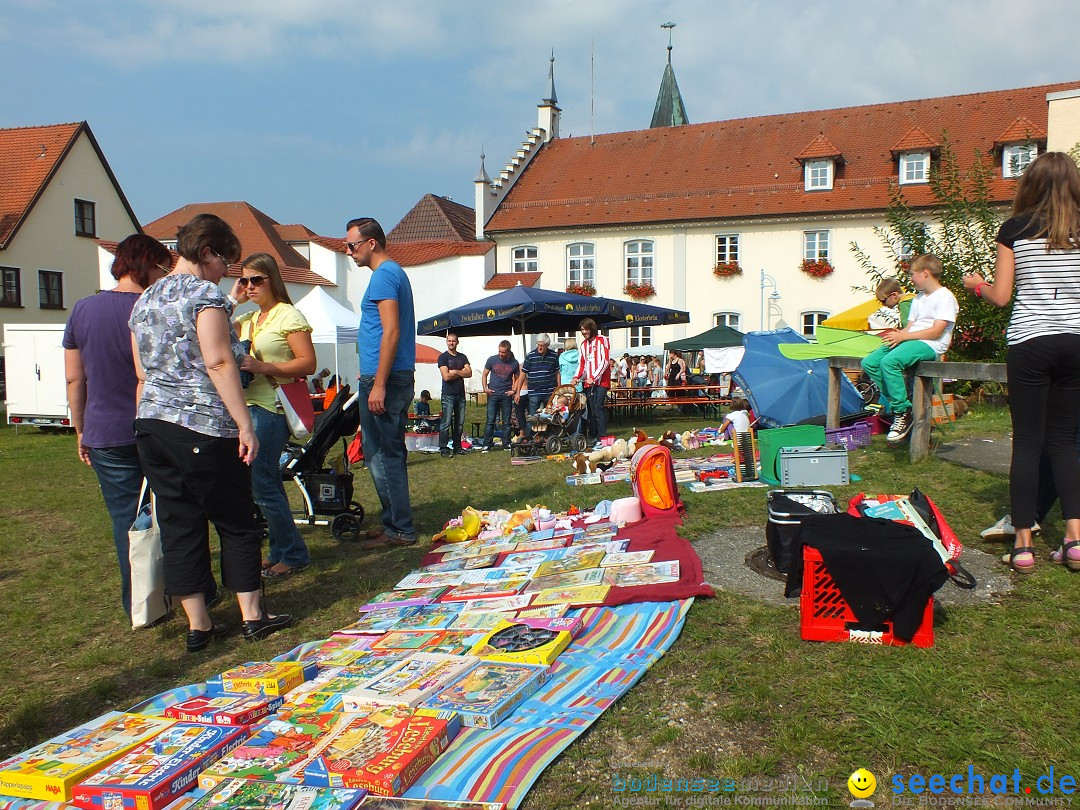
[1,402,1077,808]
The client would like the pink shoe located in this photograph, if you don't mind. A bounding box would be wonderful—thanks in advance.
[1049,540,1080,571]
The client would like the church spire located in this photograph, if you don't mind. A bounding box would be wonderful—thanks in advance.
[542,49,558,106]
[650,22,688,128]
[537,50,561,141]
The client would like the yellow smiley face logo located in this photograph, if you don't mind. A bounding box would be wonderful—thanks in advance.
[848,769,876,799]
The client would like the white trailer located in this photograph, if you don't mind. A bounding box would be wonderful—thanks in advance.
[3,323,72,430]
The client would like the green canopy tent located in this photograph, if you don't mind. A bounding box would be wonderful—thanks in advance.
[663,324,744,352]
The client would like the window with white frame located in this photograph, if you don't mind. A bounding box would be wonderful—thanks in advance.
[899,151,930,185]
[715,234,739,264]
[714,312,741,330]
[512,245,538,272]
[804,230,829,261]
[1003,143,1038,178]
[624,240,654,286]
[802,311,829,338]
[804,159,833,191]
[628,326,652,348]
[566,242,595,287]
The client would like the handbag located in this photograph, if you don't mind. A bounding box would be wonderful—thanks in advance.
[128,478,171,629]
[272,377,316,441]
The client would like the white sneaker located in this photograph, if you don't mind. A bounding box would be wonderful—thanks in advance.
[886,409,913,443]
[980,514,1040,539]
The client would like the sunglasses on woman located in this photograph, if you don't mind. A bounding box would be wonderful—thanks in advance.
[237,275,267,288]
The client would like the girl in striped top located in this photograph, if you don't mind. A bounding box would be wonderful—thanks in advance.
[964,151,1080,573]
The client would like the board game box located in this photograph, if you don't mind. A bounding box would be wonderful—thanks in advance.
[207,661,319,698]
[421,661,550,729]
[339,654,478,712]
[468,620,572,666]
[72,722,246,810]
[0,712,175,802]
[164,694,285,727]
[301,709,460,796]
[189,778,367,810]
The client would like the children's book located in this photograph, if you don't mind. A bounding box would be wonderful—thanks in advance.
[340,653,479,712]
[209,662,319,697]
[164,694,285,727]
[530,584,610,608]
[447,612,506,633]
[0,712,175,801]
[370,631,446,651]
[421,630,483,656]
[514,604,569,619]
[527,528,555,541]
[421,662,551,729]
[459,568,534,585]
[387,603,461,631]
[460,554,500,570]
[524,568,605,593]
[439,580,525,603]
[583,522,618,537]
[336,607,420,635]
[861,500,908,521]
[394,571,469,589]
[358,587,448,612]
[197,706,340,789]
[603,560,680,587]
[469,620,572,666]
[189,778,367,810]
[600,550,655,568]
[499,549,565,570]
[458,594,534,614]
[511,537,568,553]
[72,723,246,810]
[534,550,605,578]
[438,541,517,562]
[413,559,468,573]
[301,709,460,797]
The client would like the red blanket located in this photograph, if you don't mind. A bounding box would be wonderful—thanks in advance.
[423,512,714,607]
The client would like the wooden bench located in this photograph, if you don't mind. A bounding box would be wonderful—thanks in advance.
[826,356,1006,462]
[606,385,731,422]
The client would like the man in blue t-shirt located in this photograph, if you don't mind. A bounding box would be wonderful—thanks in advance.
[515,333,560,438]
[348,217,416,548]
[481,340,520,451]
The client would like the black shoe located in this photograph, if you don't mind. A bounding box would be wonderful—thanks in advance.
[454,448,469,456]
[241,612,293,641]
[205,590,223,611]
[887,408,914,442]
[186,623,229,652]
[440,448,452,458]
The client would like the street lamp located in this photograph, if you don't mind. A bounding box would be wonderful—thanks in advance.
[760,269,781,330]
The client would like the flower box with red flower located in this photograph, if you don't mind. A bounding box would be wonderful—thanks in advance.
[623,282,656,300]
[566,283,597,297]
[801,259,834,279]
[713,261,742,279]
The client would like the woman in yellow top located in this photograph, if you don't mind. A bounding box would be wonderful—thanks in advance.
[232,254,317,578]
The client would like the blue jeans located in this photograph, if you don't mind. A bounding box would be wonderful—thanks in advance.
[439,393,466,450]
[518,393,550,437]
[358,370,416,542]
[251,405,310,567]
[483,392,513,446]
[89,445,144,616]
[584,385,609,442]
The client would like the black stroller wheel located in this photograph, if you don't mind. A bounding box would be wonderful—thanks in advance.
[331,512,363,542]
[545,435,562,455]
[348,501,365,520]
[572,434,587,452]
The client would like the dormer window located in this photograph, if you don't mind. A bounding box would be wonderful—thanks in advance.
[804,159,833,191]
[1003,143,1038,178]
[899,152,930,185]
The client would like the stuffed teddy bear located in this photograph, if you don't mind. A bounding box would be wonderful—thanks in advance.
[610,438,629,460]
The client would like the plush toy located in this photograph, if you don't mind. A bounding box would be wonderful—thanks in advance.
[571,453,589,475]
[587,445,616,470]
[659,430,677,450]
[680,430,695,450]
[611,438,629,460]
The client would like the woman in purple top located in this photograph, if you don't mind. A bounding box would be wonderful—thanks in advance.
[64,234,175,620]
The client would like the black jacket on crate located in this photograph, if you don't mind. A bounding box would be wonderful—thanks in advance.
[785,513,948,642]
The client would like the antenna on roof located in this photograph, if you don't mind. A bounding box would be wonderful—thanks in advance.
[590,39,595,146]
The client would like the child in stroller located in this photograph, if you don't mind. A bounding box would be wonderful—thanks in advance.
[511,384,589,456]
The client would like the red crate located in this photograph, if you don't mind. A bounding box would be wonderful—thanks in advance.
[800,546,934,647]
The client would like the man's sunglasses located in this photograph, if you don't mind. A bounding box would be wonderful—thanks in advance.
[237,275,267,288]
[346,238,373,253]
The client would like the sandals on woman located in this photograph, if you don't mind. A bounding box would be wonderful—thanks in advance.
[1050,540,1080,571]
[1002,545,1037,574]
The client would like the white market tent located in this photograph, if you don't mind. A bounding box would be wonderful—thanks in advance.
[294,287,359,382]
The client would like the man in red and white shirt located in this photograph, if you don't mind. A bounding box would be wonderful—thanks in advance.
[571,317,611,447]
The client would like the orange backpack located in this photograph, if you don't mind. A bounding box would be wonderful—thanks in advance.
[630,444,682,516]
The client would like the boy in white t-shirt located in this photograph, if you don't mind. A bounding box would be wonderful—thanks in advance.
[861,253,958,443]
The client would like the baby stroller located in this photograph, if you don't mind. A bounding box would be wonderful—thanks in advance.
[510,384,588,457]
[280,384,366,541]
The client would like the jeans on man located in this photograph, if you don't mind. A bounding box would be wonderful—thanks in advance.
[358,370,416,542]
[439,393,466,450]
[250,405,310,568]
[584,384,609,443]
[89,444,144,616]
[518,392,550,438]
[483,393,512,446]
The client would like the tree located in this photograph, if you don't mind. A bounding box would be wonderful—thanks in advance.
[850,134,1010,361]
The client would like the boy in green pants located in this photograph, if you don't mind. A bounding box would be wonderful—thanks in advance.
[861,254,958,443]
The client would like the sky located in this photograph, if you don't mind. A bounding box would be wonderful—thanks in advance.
[3,0,1080,238]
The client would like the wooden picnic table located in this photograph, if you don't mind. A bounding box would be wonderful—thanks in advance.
[605,384,731,422]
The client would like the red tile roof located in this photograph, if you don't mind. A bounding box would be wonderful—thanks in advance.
[484,272,541,290]
[890,126,939,153]
[309,235,492,268]
[274,223,316,241]
[995,116,1046,145]
[795,134,842,161]
[142,201,334,286]
[389,194,480,242]
[485,81,1079,233]
[0,121,140,248]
